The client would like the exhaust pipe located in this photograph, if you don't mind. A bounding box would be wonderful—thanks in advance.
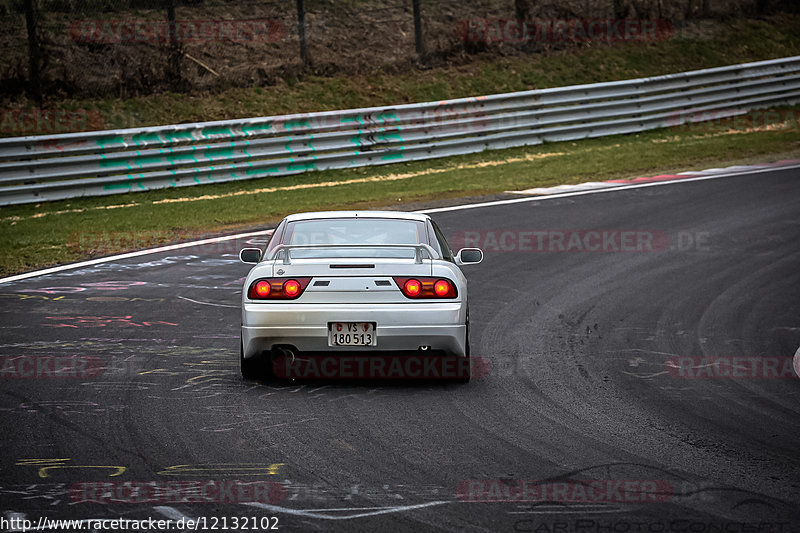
[275,346,297,363]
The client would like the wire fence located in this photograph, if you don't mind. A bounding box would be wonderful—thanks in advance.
[1,0,791,103]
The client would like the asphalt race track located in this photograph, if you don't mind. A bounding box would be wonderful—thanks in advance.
[1,167,799,532]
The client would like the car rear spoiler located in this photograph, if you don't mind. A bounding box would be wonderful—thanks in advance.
[269,243,440,265]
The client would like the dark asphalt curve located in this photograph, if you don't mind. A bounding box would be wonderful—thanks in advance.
[1,167,799,533]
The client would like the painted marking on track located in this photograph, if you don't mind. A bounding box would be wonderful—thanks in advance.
[16,459,127,479]
[244,500,449,520]
[157,463,285,476]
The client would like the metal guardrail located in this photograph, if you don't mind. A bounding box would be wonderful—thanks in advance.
[2,56,799,206]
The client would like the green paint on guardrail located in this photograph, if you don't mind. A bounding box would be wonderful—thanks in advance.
[103,182,132,191]
[284,120,311,131]
[166,131,195,141]
[135,156,165,166]
[381,153,404,161]
[242,123,273,134]
[96,136,125,148]
[206,148,234,159]
[341,115,365,125]
[132,133,163,144]
[376,112,399,123]
[245,167,279,176]
[167,153,198,163]
[286,162,317,172]
[201,127,233,138]
[377,133,403,142]
[98,158,126,168]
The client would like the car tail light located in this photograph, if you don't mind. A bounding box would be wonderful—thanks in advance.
[393,277,457,299]
[254,280,271,297]
[248,277,312,300]
[283,279,301,297]
[434,279,451,297]
[404,279,422,297]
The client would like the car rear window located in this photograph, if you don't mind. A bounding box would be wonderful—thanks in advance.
[282,218,427,259]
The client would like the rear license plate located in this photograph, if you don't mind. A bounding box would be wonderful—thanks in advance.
[328,322,376,346]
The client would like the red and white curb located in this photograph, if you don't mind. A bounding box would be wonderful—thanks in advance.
[508,159,800,195]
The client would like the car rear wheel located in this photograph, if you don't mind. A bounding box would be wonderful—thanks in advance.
[455,311,471,383]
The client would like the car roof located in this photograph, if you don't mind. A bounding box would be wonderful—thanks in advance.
[283,210,431,223]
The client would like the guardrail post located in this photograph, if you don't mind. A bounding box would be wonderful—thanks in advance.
[166,0,182,88]
[24,0,42,105]
[297,0,310,69]
[413,0,425,59]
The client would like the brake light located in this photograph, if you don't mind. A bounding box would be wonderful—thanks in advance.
[404,279,422,297]
[434,279,451,297]
[254,280,271,297]
[248,277,311,300]
[283,279,301,297]
[394,277,457,299]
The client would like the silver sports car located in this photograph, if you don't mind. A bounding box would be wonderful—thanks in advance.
[238,211,483,381]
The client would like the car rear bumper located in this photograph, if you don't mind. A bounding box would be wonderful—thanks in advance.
[242,302,467,357]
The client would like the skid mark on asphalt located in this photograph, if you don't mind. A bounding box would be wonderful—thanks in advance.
[0,400,126,416]
[244,500,449,520]
[153,506,193,521]
[176,295,238,308]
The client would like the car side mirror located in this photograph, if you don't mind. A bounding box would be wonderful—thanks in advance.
[239,248,262,264]
[455,248,483,265]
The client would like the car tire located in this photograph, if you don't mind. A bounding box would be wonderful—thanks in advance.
[240,338,261,380]
[456,312,471,383]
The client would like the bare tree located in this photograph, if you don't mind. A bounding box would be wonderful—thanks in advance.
[413,0,425,58]
[24,0,42,104]
[514,0,531,21]
[297,0,310,68]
